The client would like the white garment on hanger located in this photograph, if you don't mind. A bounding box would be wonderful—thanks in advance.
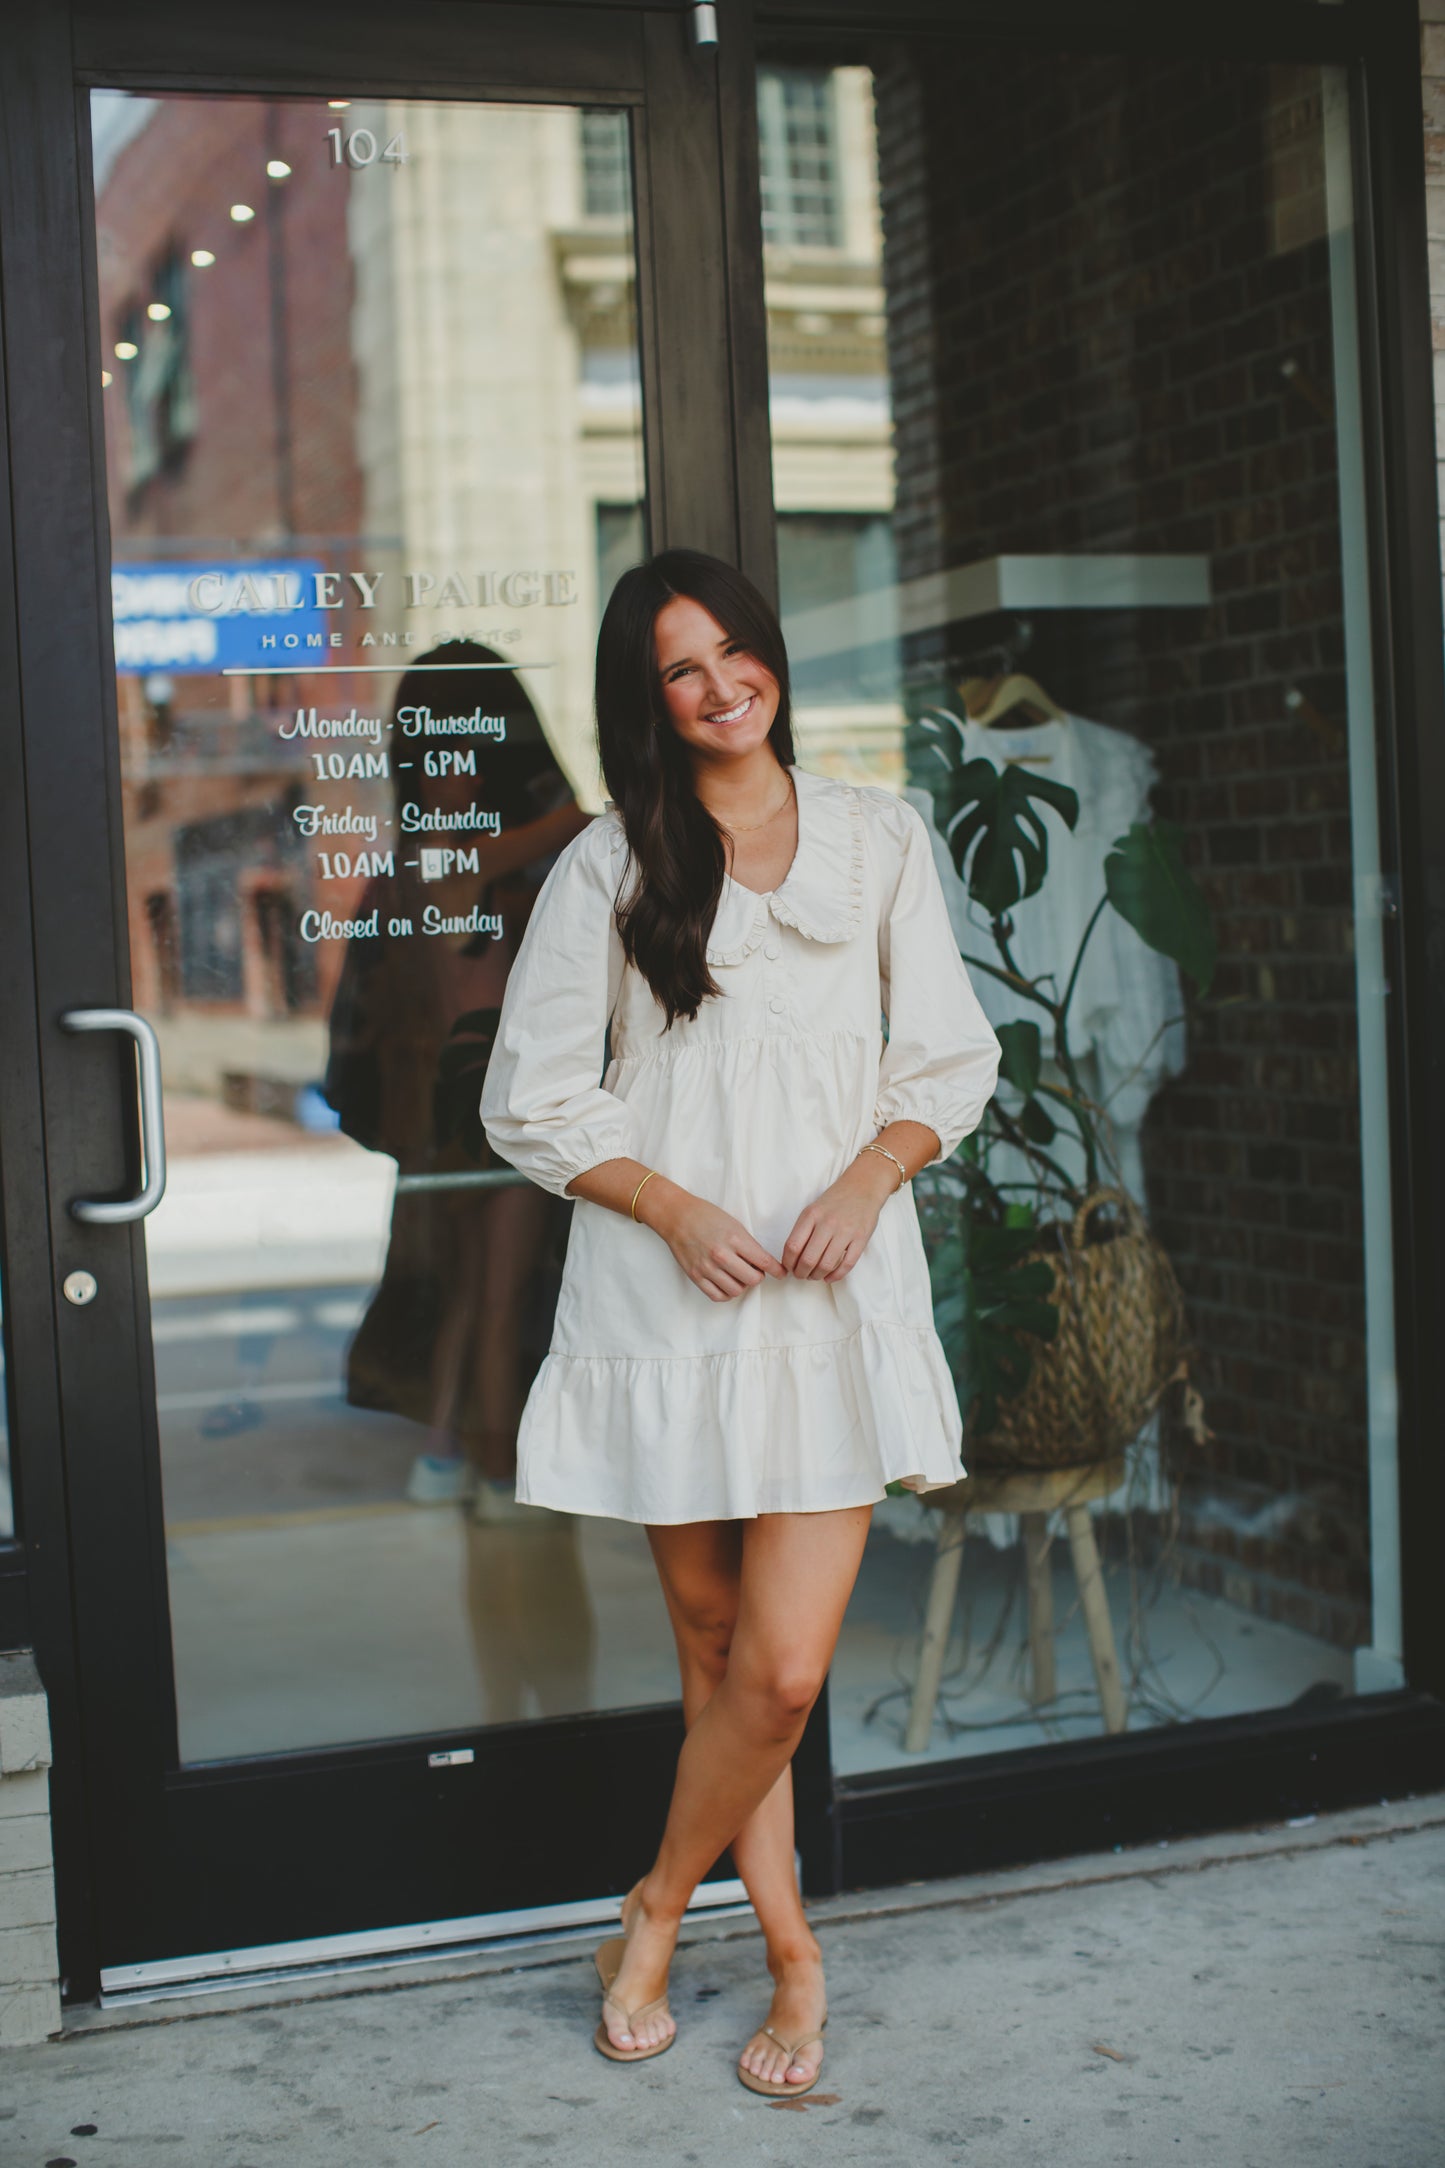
[903,709,1185,1550]
[905,710,1186,1130]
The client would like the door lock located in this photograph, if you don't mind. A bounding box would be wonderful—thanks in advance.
[63,1270,99,1307]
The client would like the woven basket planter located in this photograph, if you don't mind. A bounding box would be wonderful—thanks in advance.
[966,1185,1188,1472]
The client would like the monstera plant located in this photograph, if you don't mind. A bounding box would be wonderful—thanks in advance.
[907,704,1216,1443]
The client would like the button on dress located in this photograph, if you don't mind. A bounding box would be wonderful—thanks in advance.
[479,762,1002,1523]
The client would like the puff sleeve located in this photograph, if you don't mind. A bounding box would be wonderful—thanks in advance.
[480,819,640,1195]
[871,795,1002,1166]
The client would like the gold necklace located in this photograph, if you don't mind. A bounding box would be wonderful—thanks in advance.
[716,775,795,834]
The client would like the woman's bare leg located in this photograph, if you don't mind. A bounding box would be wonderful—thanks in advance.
[648,1523,821,1950]
[601,1504,872,2056]
[644,1521,831,2080]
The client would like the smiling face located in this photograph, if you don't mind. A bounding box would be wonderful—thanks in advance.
[653,595,781,762]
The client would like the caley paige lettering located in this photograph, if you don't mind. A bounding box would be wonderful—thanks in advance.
[188,570,576,613]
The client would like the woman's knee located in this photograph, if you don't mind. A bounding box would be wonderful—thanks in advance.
[738,1658,827,1738]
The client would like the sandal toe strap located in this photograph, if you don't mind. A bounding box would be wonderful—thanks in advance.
[760,2023,826,2058]
[604,1988,671,2029]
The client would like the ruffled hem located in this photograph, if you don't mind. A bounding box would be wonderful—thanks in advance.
[513,1319,967,1523]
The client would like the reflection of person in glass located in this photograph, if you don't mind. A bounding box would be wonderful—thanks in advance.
[480,554,1001,2093]
[323,640,595,1717]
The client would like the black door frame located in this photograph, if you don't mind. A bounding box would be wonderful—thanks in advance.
[0,0,819,2006]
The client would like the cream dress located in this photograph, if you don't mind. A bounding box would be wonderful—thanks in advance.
[479,762,1001,1523]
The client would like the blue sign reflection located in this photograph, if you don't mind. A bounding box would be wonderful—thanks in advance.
[112,558,327,674]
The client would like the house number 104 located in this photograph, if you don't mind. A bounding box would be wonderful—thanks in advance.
[326,127,409,167]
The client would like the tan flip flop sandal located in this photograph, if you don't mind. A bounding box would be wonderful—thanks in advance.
[736,2014,828,2098]
[592,1889,676,2064]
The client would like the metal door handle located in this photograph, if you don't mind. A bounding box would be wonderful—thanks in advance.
[60,1008,168,1223]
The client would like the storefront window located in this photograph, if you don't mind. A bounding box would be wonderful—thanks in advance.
[760,46,1403,1771]
[91,88,657,1761]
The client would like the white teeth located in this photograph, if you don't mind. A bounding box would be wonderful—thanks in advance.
[707,696,752,724]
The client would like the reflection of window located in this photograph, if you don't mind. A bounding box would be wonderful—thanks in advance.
[778,511,896,700]
[580,110,631,218]
[120,250,196,490]
[758,68,842,250]
[144,891,182,1012]
[596,502,646,614]
[254,889,308,1016]
[176,829,244,1001]
[174,807,313,1008]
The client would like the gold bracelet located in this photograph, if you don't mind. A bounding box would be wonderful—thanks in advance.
[630,1168,659,1220]
[860,1142,908,1191]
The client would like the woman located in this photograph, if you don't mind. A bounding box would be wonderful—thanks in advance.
[480,551,1000,2095]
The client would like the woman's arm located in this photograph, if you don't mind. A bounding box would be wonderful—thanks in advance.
[783,797,1001,1281]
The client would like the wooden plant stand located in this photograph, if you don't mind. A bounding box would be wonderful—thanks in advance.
[903,1457,1129,1754]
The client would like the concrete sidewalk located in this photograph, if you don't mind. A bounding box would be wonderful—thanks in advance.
[5,1798,1443,2167]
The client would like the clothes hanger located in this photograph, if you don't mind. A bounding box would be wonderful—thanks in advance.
[949,618,1065,757]
[959,672,1068,727]
[957,671,1067,762]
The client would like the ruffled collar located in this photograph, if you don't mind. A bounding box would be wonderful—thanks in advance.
[704,763,864,964]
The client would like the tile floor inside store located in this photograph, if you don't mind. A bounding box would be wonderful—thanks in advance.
[170,1503,1353,1772]
[155,1274,1353,1771]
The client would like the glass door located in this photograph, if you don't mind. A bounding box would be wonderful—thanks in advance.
[4,1,783,1994]
[97,83,657,1769]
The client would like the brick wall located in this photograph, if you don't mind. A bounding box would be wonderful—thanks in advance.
[96,96,361,545]
[875,44,1370,1647]
[0,1655,59,2047]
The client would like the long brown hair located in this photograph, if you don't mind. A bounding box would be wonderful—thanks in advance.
[595,549,796,1026]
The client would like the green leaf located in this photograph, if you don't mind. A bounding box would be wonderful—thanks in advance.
[914,713,1079,915]
[928,1215,1060,1438]
[1018,1097,1057,1145]
[995,1019,1042,1097]
[1104,820,1216,996]
[961,763,1081,916]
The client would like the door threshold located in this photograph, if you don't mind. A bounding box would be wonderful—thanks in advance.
[98,1879,752,2008]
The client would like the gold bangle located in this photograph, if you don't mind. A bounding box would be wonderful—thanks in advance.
[630,1168,659,1220]
[860,1142,908,1190]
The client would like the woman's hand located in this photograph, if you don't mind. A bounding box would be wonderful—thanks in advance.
[564,1160,782,1300]
[782,1154,898,1281]
[642,1186,788,1303]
